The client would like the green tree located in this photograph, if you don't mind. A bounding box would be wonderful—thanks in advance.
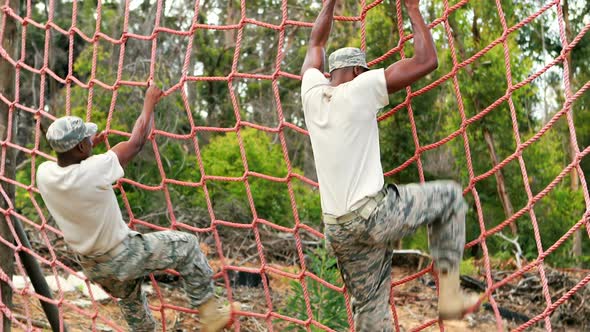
[200,128,321,227]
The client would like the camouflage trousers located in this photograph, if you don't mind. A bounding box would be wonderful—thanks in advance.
[324,181,467,332]
[78,231,214,332]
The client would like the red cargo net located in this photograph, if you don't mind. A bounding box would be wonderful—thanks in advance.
[0,0,589,331]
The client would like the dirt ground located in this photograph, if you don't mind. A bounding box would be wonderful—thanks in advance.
[9,264,568,332]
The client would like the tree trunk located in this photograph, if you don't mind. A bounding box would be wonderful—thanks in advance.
[223,0,237,49]
[483,128,517,236]
[563,0,582,257]
[456,7,518,236]
[0,0,20,330]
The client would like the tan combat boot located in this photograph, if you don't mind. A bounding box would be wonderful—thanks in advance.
[437,269,480,320]
[198,298,241,332]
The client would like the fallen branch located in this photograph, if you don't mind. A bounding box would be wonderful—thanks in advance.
[12,313,51,330]
[392,249,431,270]
[483,303,530,323]
[495,232,523,268]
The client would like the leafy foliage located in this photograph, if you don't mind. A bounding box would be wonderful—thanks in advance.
[282,247,348,331]
[200,128,321,227]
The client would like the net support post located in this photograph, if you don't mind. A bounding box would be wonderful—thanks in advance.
[0,0,19,329]
[13,218,68,332]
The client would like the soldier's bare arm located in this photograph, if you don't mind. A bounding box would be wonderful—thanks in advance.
[384,0,438,94]
[301,0,337,75]
[111,85,163,168]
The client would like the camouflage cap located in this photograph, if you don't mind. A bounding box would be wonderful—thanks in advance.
[328,47,369,73]
[46,116,98,153]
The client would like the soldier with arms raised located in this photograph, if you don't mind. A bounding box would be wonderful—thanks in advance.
[37,85,239,332]
[300,0,478,330]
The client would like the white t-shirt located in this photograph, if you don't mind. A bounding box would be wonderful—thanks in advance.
[302,68,389,217]
[37,150,130,256]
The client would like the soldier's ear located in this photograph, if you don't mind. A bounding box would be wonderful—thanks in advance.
[353,66,366,78]
[76,138,91,154]
[76,141,85,153]
[353,66,360,77]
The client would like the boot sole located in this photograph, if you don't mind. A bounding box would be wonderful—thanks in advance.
[201,302,241,332]
[439,294,481,320]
